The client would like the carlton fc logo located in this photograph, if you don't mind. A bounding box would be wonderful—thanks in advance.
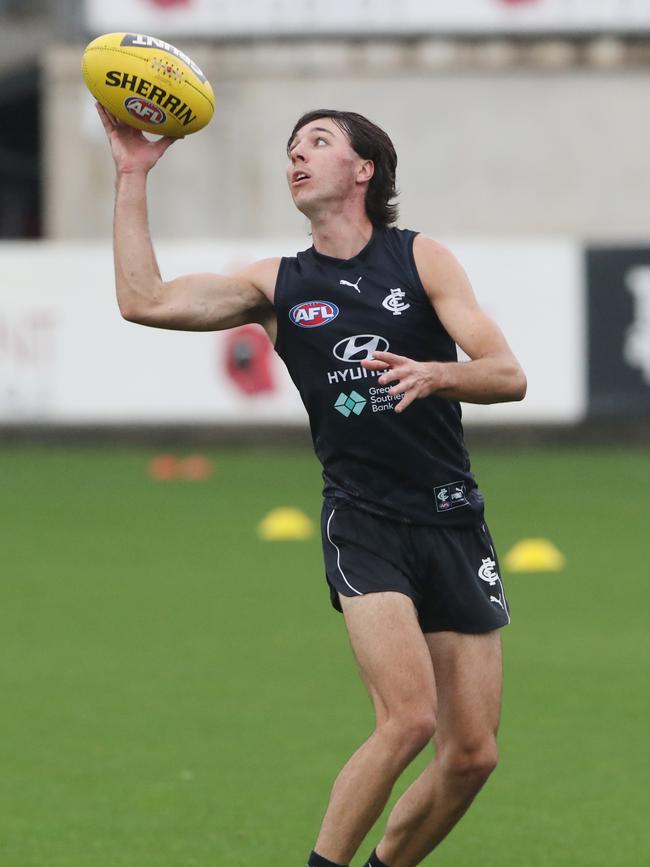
[290,301,339,328]
[477,557,499,586]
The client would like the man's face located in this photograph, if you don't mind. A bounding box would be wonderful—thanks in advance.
[286,117,371,217]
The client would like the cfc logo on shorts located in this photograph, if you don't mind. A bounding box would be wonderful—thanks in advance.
[477,557,499,586]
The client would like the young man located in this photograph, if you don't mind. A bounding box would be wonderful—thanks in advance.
[97,104,526,867]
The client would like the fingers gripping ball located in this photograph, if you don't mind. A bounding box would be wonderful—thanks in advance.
[82,32,215,137]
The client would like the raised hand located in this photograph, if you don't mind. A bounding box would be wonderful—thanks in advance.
[95,102,181,175]
[361,350,443,413]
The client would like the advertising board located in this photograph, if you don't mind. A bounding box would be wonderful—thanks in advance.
[85,0,650,38]
[586,247,650,418]
[0,240,585,426]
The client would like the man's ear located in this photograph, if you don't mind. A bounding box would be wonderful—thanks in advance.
[357,159,374,183]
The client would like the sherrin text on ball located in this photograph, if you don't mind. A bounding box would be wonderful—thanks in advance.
[82,32,214,137]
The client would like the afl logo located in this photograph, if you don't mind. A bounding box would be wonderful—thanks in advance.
[124,96,167,125]
[290,301,339,328]
[333,334,389,362]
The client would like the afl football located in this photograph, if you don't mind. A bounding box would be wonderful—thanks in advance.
[82,32,214,137]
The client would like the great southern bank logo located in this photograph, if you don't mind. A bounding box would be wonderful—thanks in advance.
[334,391,367,417]
[290,300,339,328]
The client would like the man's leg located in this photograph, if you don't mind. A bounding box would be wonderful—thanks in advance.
[373,630,503,867]
[311,592,438,866]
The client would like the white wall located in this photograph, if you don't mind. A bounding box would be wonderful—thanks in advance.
[46,41,650,243]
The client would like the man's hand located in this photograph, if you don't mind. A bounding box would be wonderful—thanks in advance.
[361,351,445,413]
[96,103,181,175]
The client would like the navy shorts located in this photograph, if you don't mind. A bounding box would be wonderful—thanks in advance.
[321,500,510,634]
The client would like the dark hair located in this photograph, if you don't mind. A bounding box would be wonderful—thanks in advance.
[288,109,399,227]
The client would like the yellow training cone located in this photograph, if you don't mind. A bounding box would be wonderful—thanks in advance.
[257,507,314,541]
[504,538,566,572]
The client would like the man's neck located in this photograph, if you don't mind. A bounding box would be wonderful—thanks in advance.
[310,214,374,261]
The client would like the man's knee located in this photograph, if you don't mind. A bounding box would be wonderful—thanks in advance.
[379,708,436,760]
[439,739,498,787]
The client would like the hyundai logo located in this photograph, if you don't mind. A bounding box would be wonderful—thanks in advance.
[333,334,389,363]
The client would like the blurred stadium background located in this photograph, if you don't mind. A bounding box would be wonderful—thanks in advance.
[1,2,648,866]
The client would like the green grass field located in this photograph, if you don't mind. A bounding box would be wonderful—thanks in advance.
[1,444,648,867]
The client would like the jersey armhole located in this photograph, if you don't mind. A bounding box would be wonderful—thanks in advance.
[405,231,431,305]
[272,257,289,354]
[405,230,450,336]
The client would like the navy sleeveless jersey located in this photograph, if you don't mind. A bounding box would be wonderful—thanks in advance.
[274,227,484,526]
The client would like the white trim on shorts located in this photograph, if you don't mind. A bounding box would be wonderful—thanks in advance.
[326,507,363,597]
[483,522,511,625]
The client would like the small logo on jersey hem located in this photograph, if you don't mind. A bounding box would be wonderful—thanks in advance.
[434,481,469,512]
[382,287,410,315]
[289,300,339,327]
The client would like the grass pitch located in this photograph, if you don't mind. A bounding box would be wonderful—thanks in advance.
[1,444,647,867]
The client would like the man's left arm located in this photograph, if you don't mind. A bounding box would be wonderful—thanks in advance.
[361,235,527,413]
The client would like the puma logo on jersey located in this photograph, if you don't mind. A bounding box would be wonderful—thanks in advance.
[340,277,362,293]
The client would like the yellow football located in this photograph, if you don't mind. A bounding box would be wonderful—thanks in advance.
[82,32,215,137]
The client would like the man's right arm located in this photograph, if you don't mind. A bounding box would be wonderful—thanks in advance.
[99,104,278,333]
